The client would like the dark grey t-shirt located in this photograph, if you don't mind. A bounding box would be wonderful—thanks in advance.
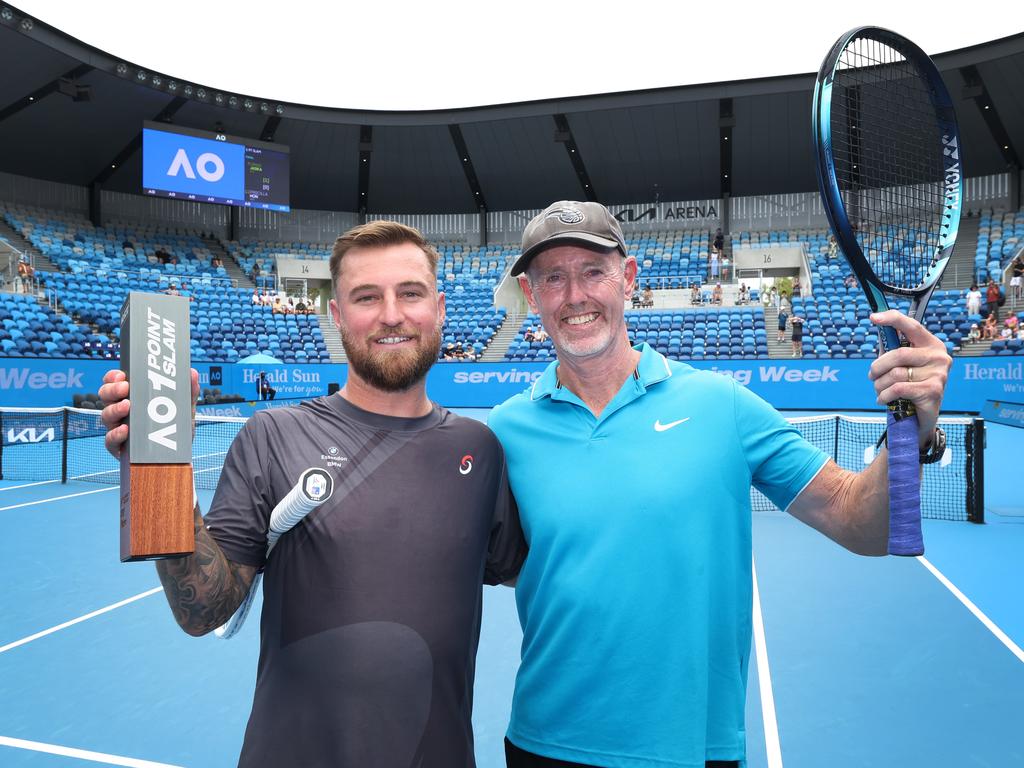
[204,394,526,768]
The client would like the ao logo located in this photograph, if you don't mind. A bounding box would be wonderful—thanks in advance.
[167,148,225,182]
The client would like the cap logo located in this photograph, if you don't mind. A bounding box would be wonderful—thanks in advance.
[547,207,585,225]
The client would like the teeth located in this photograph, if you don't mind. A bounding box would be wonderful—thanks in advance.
[565,313,598,326]
[376,336,411,345]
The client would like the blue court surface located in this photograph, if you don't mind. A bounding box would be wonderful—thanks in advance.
[0,419,1021,767]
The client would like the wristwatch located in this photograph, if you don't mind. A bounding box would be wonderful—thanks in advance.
[874,425,947,464]
[918,426,947,465]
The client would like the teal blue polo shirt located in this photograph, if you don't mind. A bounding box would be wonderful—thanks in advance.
[489,344,829,768]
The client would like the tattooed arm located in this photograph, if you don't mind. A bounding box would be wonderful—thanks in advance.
[155,503,258,636]
[100,368,258,636]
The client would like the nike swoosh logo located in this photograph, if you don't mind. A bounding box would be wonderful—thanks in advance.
[654,418,690,432]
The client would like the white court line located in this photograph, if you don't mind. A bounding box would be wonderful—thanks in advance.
[0,735,184,767]
[0,478,61,491]
[0,587,162,655]
[917,556,1024,664]
[0,486,116,512]
[752,560,784,768]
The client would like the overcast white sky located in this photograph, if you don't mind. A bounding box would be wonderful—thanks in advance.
[14,0,1020,111]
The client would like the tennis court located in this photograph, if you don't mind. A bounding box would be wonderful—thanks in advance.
[0,409,1021,767]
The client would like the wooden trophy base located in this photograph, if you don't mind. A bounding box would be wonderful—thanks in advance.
[120,457,195,562]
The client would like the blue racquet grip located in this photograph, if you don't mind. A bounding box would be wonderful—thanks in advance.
[886,408,924,556]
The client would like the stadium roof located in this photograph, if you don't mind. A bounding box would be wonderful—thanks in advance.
[1,3,1022,214]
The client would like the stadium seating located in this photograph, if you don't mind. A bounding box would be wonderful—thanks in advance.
[0,293,109,358]
[505,308,769,362]
[4,207,223,282]
[4,197,1022,362]
[976,210,1024,286]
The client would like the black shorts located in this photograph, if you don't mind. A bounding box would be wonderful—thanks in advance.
[504,738,738,768]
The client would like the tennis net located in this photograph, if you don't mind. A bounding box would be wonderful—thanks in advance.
[750,414,985,522]
[0,408,984,522]
[0,407,244,491]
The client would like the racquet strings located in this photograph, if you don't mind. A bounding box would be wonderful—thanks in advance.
[830,35,947,291]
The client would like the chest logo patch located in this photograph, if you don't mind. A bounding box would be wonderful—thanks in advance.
[654,418,690,432]
[459,454,474,475]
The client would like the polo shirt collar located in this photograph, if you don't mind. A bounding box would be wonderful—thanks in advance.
[529,342,673,402]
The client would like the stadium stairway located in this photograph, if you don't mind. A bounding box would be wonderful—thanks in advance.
[762,306,795,358]
[205,236,253,290]
[0,217,58,278]
[480,309,525,362]
[944,215,980,290]
[316,314,347,363]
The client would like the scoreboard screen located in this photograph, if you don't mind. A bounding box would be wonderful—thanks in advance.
[142,122,290,212]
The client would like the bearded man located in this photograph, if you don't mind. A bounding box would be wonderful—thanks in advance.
[99,221,525,768]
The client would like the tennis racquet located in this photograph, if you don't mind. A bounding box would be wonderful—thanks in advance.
[215,467,334,639]
[812,27,962,556]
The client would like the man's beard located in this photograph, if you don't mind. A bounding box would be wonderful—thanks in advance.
[340,323,442,392]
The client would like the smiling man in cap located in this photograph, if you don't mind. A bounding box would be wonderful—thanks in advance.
[489,200,953,768]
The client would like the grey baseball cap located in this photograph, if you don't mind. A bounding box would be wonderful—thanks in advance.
[510,201,627,276]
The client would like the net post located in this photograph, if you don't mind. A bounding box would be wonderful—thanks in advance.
[61,408,69,484]
[969,417,985,524]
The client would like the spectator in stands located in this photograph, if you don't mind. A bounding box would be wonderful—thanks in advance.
[770,286,780,309]
[713,228,724,257]
[790,315,804,357]
[1005,314,1019,336]
[262,289,274,306]
[164,283,180,296]
[710,250,720,280]
[777,305,789,343]
[286,297,296,314]
[966,323,981,344]
[16,255,34,293]
[642,285,654,308]
[982,312,998,340]
[1017,324,1024,341]
[122,239,134,251]
[712,282,723,305]
[844,274,858,290]
[524,326,537,343]
[251,289,261,305]
[272,297,285,314]
[534,327,549,343]
[252,262,262,280]
[631,285,642,309]
[494,200,954,768]
[1011,255,1023,301]
[690,283,702,305]
[156,248,172,265]
[212,255,223,269]
[828,234,838,260]
[295,298,309,313]
[737,283,749,305]
[721,256,730,283]
[965,283,982,316]
[986,278,1002,322]
[780,292,791,315]
[792,278,802,299]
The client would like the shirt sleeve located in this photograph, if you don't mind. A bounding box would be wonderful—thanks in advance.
[483,455,527,586]
[733,382,830,512]
[202,416,276,568]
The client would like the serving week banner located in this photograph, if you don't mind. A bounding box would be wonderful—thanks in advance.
[0,357,1020,413]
